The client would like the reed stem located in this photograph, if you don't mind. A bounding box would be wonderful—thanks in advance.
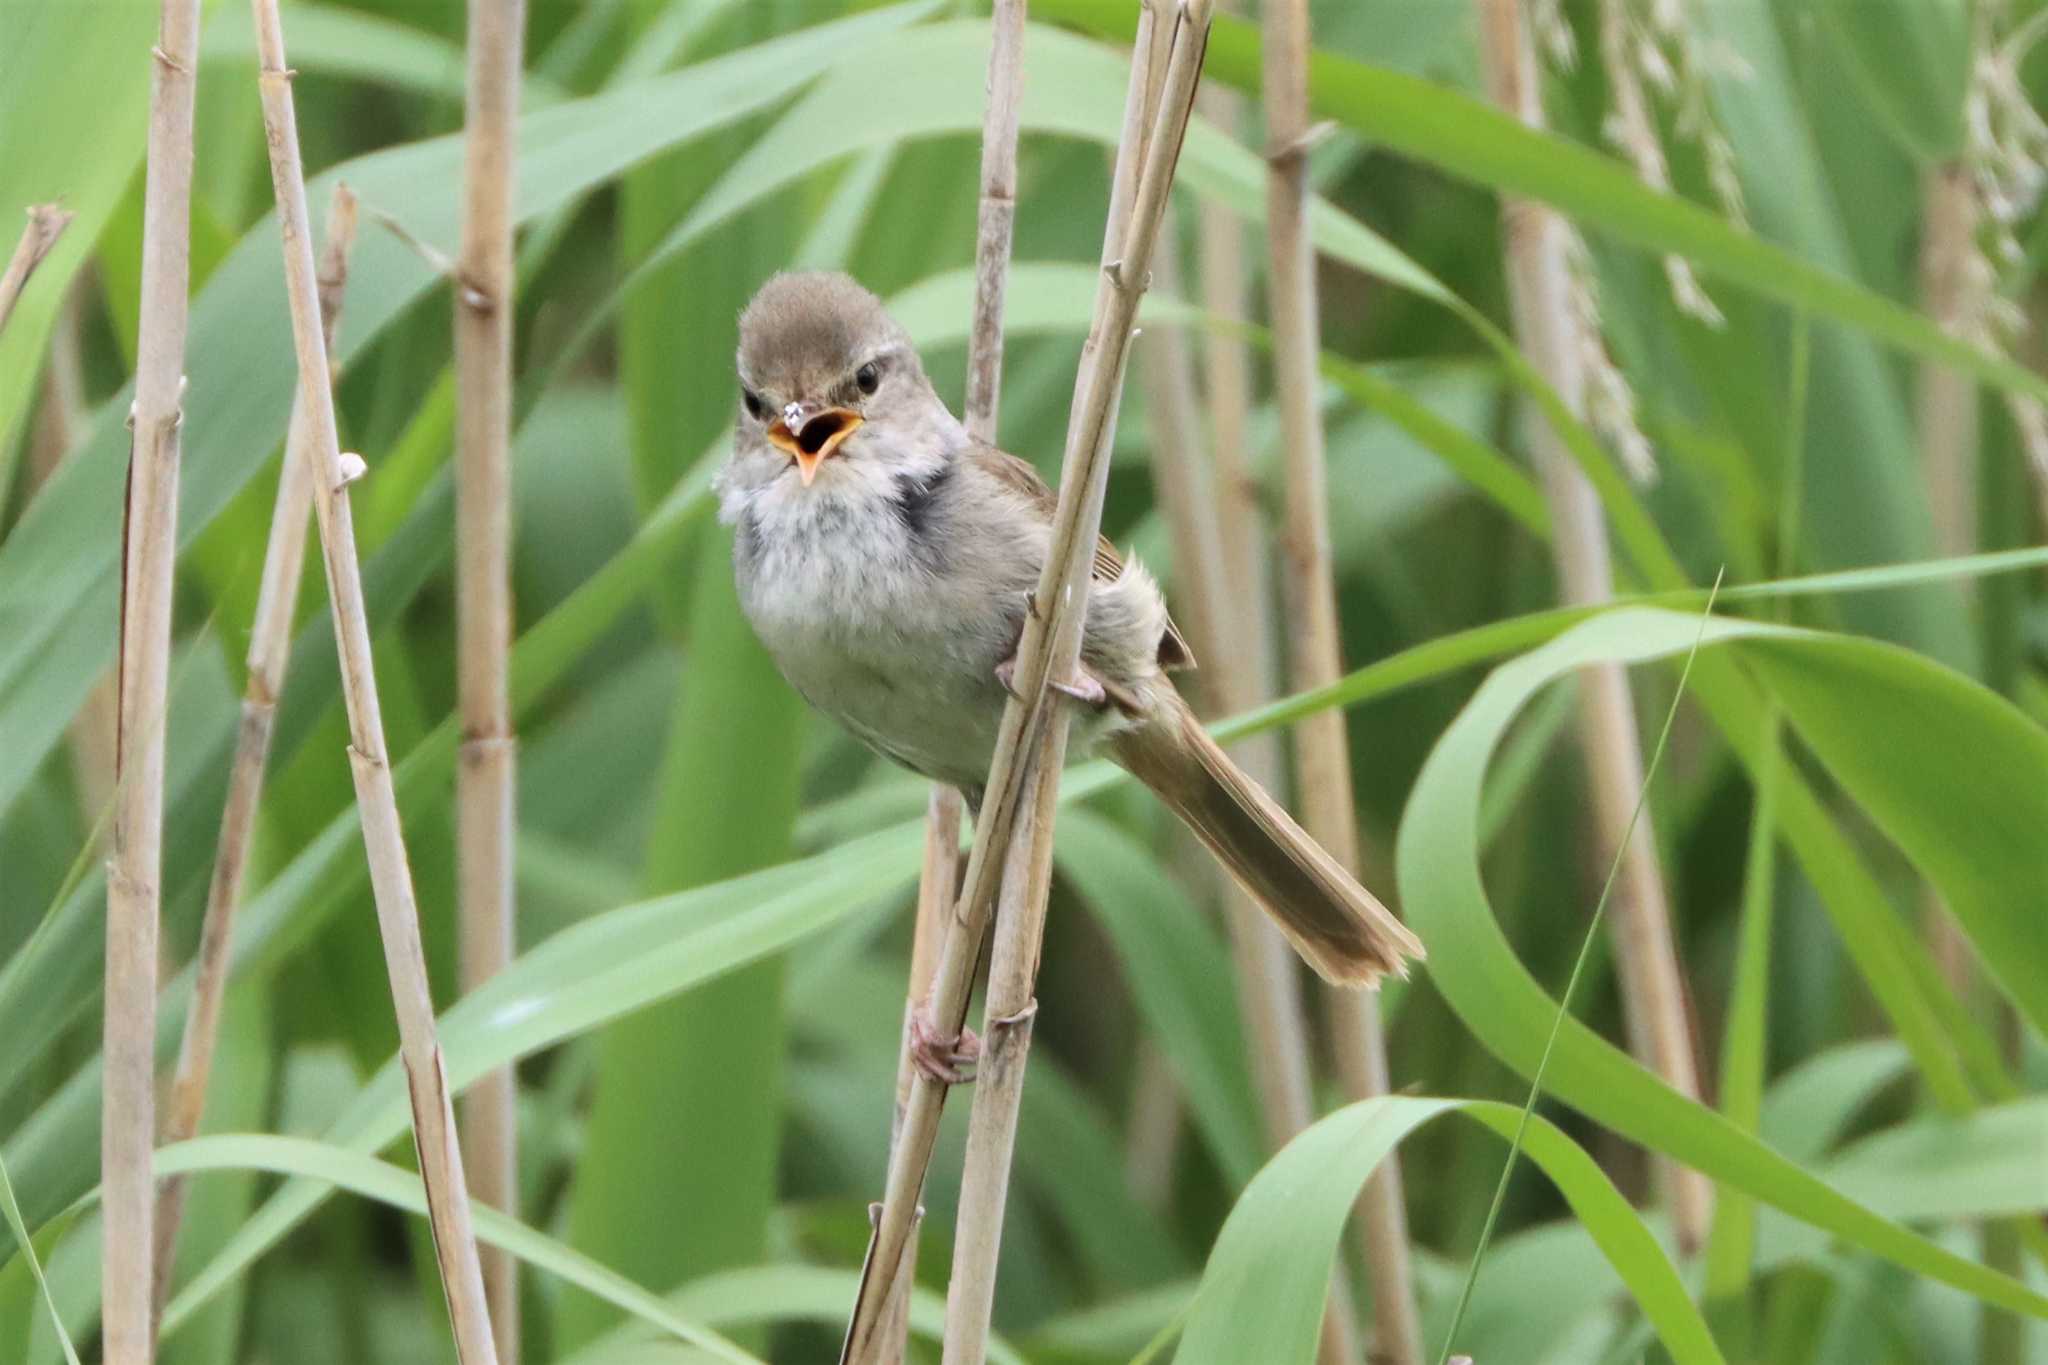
[107,4,202,1359]
[153,185,359,1321]
[250,3,500,1357]
[455,3,527,1356]
[0,203,75,339]
[879,4,1029,1355]
[1261,1,1420,1357]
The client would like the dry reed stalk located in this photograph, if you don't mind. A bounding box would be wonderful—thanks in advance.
[250,3,499,1359]
[940,11,1219,1361]
[876,5,1028,1355]
[1916,162,1982,994]
[105,5,201,1359]
[840,6,1212,1358]
[152,186,359,1319]
[1188,2,1331,1181]
[454,3,526,1356]
[1475,0,1712,1253]
[1261,2,1421,1358]
[0,203,75,338]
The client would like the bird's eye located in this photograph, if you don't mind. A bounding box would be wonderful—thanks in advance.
[855,361,880,396]
[742,389,764,419]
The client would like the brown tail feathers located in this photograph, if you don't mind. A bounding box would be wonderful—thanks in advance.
[1109,695,1424,986]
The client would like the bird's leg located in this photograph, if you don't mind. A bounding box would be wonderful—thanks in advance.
[909,1007,981,1085]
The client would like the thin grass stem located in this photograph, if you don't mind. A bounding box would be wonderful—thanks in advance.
[1436,570,1725,1365]
[248,3,500,1358]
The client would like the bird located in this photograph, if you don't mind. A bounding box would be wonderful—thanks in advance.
[717,271,1422,1075]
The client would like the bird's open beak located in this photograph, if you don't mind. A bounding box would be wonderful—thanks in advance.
[767,406,865,486]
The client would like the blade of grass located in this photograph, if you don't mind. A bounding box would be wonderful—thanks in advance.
[0,1149,80,1365]
[1395,606,2048,1322]
[1434,571,1723,1363]
[1177,1097,1724,1365]
[1702,307,1808,1343]
[0,2,153,499]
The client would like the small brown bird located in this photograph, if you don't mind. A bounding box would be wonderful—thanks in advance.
[717,272,1422,1019]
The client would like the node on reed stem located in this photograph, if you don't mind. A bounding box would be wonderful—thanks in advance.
[108,4,202,1359]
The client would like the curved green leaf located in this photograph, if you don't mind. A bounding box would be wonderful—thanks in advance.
[1396,607,2048,1319]
[1177,1096,1722,1365]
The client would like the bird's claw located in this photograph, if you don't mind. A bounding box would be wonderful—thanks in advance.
[993,657,1109,710]
[1051,673,1107,707]
[910,1009,980,1086]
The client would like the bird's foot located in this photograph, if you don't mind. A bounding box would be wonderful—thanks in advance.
[910,1009,981,1086]
[993,656,1110,709]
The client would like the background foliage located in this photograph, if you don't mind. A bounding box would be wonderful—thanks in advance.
[2,1,2046,1362]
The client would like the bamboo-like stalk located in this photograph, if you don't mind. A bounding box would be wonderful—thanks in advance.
[962,0,1025,442]
[1189,2,1329,1175]
[940,13,1218,1363]
[0,203,75,338]
[105,4,202,1359]
[1261,2,1421,1359]
[249,5,499,1360]
[876,5,1028,1356]
[455,3,526,1357]
[841,7,1212,1358]
[1916,161,1981,995]
[1475,0,1712,1253]
[153,185,360,1319]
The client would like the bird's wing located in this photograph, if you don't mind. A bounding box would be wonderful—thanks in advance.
[970,441,1195,670]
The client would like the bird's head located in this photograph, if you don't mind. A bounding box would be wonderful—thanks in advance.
[732,271,935,488]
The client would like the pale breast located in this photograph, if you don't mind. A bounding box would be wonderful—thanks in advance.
[733,462,1026,786]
